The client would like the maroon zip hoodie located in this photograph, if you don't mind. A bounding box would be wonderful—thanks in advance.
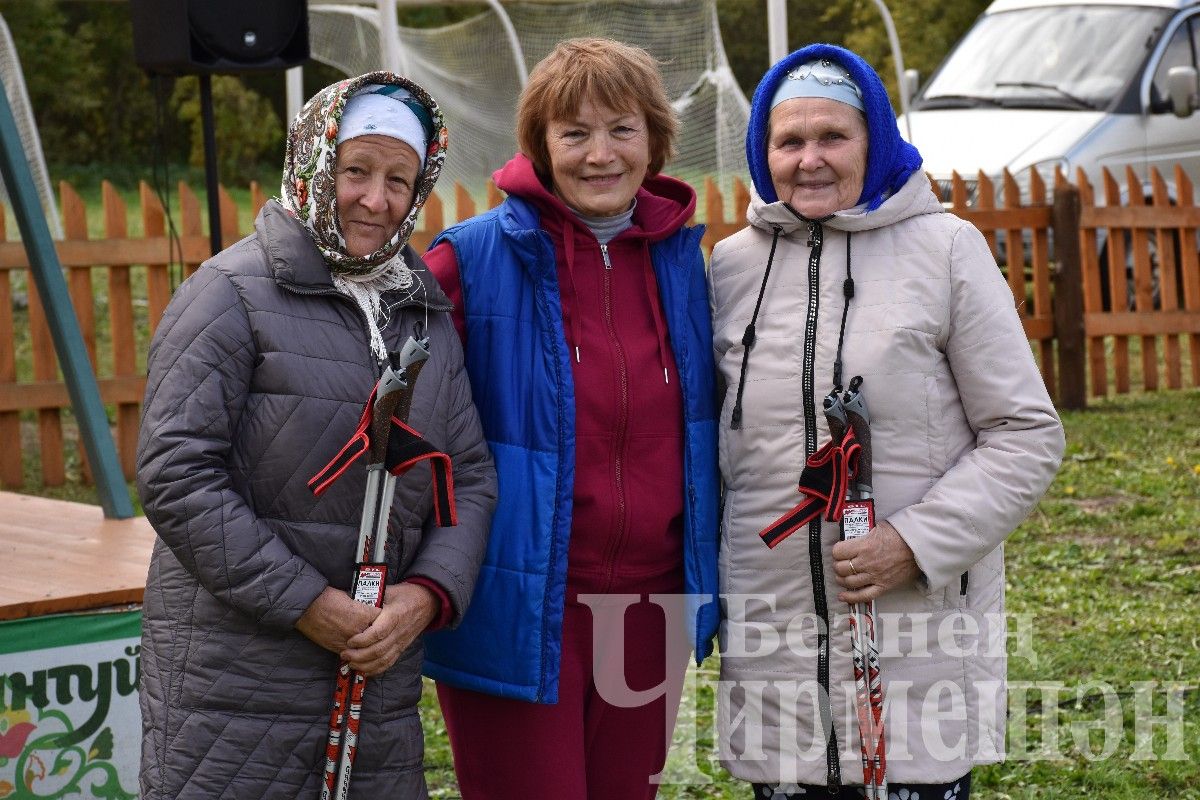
[425,154,696,596]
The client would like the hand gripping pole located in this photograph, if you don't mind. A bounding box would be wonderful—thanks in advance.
[307,333,456,800]
[840,377,887,799]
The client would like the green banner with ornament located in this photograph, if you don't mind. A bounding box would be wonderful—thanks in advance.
[0,609,141,800]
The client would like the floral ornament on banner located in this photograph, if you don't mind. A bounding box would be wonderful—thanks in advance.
[278,70,447,277]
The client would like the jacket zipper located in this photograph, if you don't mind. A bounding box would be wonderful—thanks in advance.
[802,219,841,789]
[598,242,629,590]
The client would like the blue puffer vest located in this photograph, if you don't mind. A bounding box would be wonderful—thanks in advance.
[422,195,720,703]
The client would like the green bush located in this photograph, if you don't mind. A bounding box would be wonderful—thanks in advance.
[171,76,284,186]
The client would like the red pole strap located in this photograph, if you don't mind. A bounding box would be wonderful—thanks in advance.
[308,402,458,527]
[758,427,861,549]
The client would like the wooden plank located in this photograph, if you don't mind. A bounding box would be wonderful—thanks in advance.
[950,170,968,214]
[0,207,17,487]
[179,181,203,278]
[1022,316,1055,341]
[61,182,95,484]
[26,277,64,485]
[251,180,267,218]
[455,182,476,223]
[140,181,172,337]
[1103,169,1131,393]
[950,207,1053,230]
[104,182,139,479]
[0,236,218,270]
[1052,184,1085,409]
[734,177,750,218]
[0,492,156,620]
[1002,170,1027,313]
[701,176,724,255]
[1150,169,1182,389]
[0,267,19,488]
[1125,167,1158,390]
[1175,167,1200,387]
[219,183,239,246]
[976,171,999,258]
[0,376,146,412]
[1028,168,1055,390]
[1084,310,1200,337]
[61,182,96,369]
[1077,171,1109,397]
[1081,204,1200,229]
[487,179,503,209]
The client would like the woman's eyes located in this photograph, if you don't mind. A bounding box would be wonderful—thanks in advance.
[776,132,847,148]
[558,124,638,141]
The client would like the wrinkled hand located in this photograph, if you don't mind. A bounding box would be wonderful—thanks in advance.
[831,519,922,604]
[342,583,438,677]
[295,586,381,654]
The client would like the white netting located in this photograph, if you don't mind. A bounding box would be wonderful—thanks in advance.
[0,14,62,238]
[308,0,749,193]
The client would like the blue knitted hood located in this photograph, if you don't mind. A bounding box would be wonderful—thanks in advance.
[746,43,922,212]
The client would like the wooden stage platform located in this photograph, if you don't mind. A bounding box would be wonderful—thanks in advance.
[0,491,156,621]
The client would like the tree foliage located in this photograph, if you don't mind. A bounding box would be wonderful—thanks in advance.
[171,76,284,184]
[717,0,992,106]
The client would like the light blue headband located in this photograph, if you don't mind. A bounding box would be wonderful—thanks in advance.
[770,58,865,112]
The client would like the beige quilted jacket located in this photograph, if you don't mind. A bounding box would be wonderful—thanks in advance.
[710,171,1064,786]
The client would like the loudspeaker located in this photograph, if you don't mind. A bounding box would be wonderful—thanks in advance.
[131,0,309,75]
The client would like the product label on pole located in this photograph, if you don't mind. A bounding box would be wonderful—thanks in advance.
[352,564,388,608]
[841,499,875,540]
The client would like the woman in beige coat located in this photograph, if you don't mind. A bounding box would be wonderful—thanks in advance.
[710,44,1064,799]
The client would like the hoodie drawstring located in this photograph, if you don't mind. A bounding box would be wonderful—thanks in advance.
[640,239,672,384]
[562,229,583,362]
[730,225,783,430]
[832,232,854,390]
[730,225,857,429]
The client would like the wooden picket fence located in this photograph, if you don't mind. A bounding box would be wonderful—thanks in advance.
[1,168,1198,490]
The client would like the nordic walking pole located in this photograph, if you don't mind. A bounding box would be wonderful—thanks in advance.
[841,376,887,799]
[321,334,431,800]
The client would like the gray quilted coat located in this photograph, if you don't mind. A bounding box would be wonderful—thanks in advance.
[135,200,496,799]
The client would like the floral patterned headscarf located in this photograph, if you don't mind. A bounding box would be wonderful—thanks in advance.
[279,71,448,276]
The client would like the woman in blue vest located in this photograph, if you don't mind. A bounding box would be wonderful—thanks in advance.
[422,37,720,799]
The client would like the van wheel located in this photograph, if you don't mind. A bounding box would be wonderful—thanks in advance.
[1097,229,1180,311]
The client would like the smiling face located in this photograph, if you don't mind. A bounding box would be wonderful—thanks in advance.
[544,99,651,218]
[766,97,869,218]
[334,134,422,258]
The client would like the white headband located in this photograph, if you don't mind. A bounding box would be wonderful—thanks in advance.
[770,58,864,112]
[338,87,428,167]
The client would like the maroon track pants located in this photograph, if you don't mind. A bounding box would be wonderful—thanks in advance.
[437,591,693,799]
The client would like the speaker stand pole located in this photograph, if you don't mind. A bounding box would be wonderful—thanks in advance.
[199,74,222,257]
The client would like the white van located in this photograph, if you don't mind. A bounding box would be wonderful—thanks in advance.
[898,0,1200,306]
[900,0,1200,203]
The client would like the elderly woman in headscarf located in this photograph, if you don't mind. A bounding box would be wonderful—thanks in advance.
[420,38,720,799]
[709,44,1064,799]
[135,73,496,799]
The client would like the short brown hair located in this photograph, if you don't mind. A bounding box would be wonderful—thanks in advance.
[517,38,678,180]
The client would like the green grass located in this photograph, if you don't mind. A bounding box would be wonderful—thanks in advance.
[14,388,1200,798]
[16,389,1200,798]
[411,389,1200,799]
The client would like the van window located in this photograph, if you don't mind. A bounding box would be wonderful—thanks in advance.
[1151,15,1200,111]
[918,5,1171,110]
